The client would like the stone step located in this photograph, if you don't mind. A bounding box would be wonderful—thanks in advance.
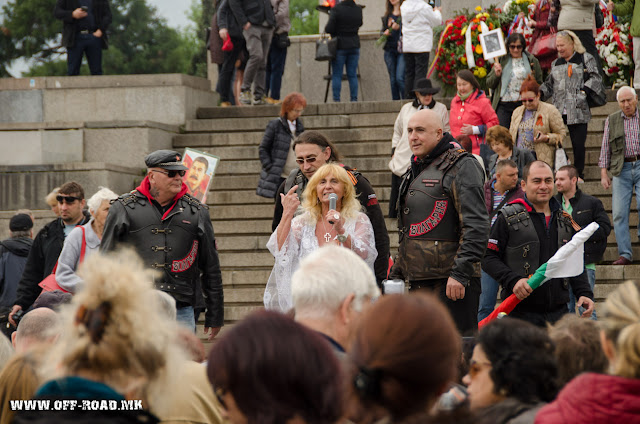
[196,100,405,120]
[185,112,399,133]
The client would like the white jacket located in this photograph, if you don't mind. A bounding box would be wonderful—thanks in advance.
[389,101,450,176]
[400,0,442,53]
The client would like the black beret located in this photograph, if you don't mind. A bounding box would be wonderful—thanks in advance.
[10,213,33,232]
[144,150,188,171]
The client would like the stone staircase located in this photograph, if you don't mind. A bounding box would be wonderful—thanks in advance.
[176,95,636,326]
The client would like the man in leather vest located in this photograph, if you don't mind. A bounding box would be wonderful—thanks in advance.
[101,150,223,340]
[272,131,390,288]
[388,109,489,335]
[483,161,595,326]
[599,86,640,266]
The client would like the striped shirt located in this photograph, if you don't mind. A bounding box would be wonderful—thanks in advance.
[491,181,507,226]
[599,109,640,169]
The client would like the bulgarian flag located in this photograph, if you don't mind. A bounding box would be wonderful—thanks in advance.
[479,222,600,328]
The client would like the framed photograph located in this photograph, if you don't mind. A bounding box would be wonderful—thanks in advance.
[181,148,220,203]
[479,29,506,60]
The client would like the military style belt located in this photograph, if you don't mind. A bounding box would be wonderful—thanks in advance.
[624,155,640,162]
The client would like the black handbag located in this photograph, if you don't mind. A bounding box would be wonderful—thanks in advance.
[315,34,338,61]
[276,32,291,49]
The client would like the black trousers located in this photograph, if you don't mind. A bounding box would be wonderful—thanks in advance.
[496,101,522,128]
[410,277,480,336]
[67,33,103,76]
[509,305,568,327]
[404,52,430,99]
[216,37,246,103]
[563,116,588,179]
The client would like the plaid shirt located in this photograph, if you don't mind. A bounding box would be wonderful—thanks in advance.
[599,108,640,169]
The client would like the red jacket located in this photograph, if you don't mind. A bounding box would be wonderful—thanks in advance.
[449,89,499,155]
[535,373,640,424]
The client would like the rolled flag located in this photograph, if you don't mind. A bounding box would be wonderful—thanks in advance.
[479,222,600,328]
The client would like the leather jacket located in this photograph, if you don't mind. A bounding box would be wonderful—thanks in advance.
[101,178,223,328]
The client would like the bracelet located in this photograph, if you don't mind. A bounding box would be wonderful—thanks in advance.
[335,233,348,243]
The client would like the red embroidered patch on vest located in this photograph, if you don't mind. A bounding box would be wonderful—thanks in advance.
[409,200,448,236]
[172,240,199,272]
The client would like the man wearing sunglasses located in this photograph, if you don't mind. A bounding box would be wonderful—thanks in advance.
[101,150,223,341]
[271,131,390,290]
[9,182,90,326]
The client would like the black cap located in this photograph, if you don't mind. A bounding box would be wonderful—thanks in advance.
[414,78,441,95]
[10,214,33,232]
[144,150,188,171]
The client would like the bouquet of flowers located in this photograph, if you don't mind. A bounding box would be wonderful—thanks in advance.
[430,6,502,92]
[376,16,401,48]
[596,4,633,87]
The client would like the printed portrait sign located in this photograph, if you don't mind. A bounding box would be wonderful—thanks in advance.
[181,148,220,203]
[479,28,507,60]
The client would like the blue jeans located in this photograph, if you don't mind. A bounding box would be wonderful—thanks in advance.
[176,306,196,332]
[384,50,405,100]
[612,161,640,260]
[67,33,103,76]
[568,268,597,320]
[265,36,288,100]
[478,270,499,321]
[332,48,360,102]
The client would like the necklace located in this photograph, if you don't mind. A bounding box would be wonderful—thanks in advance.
[321,219,334,243]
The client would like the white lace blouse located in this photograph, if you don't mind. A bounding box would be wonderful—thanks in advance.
[264,211,377,312]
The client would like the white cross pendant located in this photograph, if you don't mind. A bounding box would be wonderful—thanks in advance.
[324,232,332,242]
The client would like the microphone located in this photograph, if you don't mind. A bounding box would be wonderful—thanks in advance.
[328,193,338,224]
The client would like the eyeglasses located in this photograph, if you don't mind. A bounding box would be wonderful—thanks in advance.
[213,387,227,410]
[509,44,524,50]
[468,359,492,378]
[296,156,318,165]
[56,195,81,204]
[520,97,537,103]
[152,169,186,178]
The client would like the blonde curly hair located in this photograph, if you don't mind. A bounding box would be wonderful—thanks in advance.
[301,163,362,223]
[46,249,185,415]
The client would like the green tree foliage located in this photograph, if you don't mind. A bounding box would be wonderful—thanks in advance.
[290,0,318,35]
[0,0,196,76]
[186,0,214,78]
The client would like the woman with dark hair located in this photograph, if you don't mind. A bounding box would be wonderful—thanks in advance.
[540,30,604,180]
[381,0,404,100]
[463,317,558,424]
[325,0,363,102]
[207,310,344,424]
[486,32,543,128]
[346,293,462,424]
[256,92,307,199]
[486,125,535,178]
[450,70,499,158]
[510,74,566,168]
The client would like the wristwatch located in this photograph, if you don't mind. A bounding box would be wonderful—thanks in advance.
[335,233,348,243]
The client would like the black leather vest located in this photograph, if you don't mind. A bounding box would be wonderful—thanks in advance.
[501,203,574,277]
[399,149,466,242]
[116,192,207,299]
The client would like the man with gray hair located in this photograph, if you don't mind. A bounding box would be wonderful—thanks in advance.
[11,307,60,353]
[0,213,34,315]
[599,86,640,265]
[291,245,380,354]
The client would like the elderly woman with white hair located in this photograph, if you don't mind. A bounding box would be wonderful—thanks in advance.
[55,187,118,293]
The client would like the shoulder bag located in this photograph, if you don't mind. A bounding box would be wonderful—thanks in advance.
[38,226,87,294]
[315,33,338,61]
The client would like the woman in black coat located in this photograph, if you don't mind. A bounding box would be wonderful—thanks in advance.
[256,92,307,199]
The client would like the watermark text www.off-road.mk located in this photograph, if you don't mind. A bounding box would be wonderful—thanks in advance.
[10,399,143,411]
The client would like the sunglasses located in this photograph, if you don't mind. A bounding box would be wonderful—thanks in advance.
[521,98,537,103]
[509,44,524,50]
[214,387,227,410]
[56,195,81,204]
[468,359,492,378]
[152,169,186,178]
[296,156,318,165]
